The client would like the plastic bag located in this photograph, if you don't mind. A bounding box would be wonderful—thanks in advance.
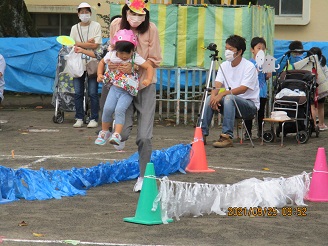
[64,49,84,78]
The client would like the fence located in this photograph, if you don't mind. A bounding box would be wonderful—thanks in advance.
[156,67,210,125]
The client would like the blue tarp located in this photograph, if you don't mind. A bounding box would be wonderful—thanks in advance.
[0,37,60,93]
[0,143,191,203]
[1,38,328,94]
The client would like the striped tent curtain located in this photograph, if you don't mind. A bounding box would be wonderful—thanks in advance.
[110,4,274,68]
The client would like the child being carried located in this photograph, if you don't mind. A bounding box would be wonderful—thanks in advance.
[95,29,154,146]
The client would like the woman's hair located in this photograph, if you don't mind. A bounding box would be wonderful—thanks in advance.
[78,7,91,13]
[110,15,122,23]
[226,35,246,55]
[320,55,326,67]
[309,47,322,60]
[120,4,150,34]
[115,41,135,53]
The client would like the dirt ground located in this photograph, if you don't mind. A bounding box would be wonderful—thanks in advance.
[0,103,328,246]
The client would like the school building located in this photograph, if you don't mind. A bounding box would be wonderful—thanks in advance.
[24,0,327,42]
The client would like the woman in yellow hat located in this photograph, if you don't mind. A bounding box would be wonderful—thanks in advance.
[108,0,162,192]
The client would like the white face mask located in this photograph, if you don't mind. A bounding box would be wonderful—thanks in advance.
[79,14,91,23]
[225,50,237,62]
[127,13,145,28]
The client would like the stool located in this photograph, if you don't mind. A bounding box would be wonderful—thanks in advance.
[261,118,298,146]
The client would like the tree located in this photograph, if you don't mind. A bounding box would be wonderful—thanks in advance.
[0,0,39,37]
[97,0,111,38]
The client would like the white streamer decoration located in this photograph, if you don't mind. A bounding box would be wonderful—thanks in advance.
[152,172,311,223]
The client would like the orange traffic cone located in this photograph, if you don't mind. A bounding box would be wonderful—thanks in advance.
[305,147,328,202]
[186,127,215,173]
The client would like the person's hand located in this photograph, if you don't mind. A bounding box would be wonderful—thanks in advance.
[87,38,95,44]
[142,79,151,87]
[209,93,223,111]
[74,46,84,53]
[117,63,133,74]
[97,74,104,83]
[106,61,119,71]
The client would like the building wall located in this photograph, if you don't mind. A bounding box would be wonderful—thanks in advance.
[275,1,328,41]
[25,0,327,42]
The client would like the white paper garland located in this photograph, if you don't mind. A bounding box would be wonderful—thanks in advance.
[152,172,311,223]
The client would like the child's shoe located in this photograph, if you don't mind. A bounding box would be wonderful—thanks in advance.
[109,133,121,146]
[95,130,111,145]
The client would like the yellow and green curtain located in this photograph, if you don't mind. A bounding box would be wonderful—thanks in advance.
[110,4,274,69]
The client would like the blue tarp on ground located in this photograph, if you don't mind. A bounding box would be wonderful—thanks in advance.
[1,38,328,94]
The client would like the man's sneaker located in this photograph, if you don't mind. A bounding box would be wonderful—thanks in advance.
[133,177,144,192]
[87,119,98,128]
[212,133,233,148]
[109,133,121,146]
[73,119,83,128]
[95,130,111,145]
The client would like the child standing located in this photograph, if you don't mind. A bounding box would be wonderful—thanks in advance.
[245,37,272,138]
[95,29,154,146]
[308,47,328,131]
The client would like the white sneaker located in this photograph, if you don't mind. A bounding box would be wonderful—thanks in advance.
[133,177,144,192]
[73,119,83,128]
[87,119,98,128]
[114,141,125,151]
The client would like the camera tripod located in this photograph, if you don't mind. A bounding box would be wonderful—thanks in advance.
[197,43,254,147]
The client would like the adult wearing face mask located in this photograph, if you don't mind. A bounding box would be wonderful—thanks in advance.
[201,35,259,148]
[70,2,102,128]
[108,0,162,192]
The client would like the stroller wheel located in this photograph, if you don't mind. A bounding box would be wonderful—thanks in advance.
[263,130,274,143]
[53,112,64,124]
[296,130,309,144]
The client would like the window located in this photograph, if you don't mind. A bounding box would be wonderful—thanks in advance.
[258,0,310,25]
[26,5,97,37]
[30,13,77,37]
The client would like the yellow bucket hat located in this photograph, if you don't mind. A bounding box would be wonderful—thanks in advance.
[126,0,150,15]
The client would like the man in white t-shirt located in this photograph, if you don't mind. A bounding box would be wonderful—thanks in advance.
[201,35,259,148]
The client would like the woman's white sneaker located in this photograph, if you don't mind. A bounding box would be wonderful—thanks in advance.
[133,177,144,192]
[87,119,98,128]
[73,119,83,128]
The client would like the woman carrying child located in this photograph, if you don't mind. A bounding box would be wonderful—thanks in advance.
[94,29,154,145]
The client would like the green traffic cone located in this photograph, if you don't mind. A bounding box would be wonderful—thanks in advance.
[124,163,173,225]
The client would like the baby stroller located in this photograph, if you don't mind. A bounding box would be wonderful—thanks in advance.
[52,45,90,124]
[262,50,319,144]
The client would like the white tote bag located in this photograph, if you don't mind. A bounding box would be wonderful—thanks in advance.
[64,49,84,78]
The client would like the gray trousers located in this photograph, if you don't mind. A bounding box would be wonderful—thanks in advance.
[121,84,156,177]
